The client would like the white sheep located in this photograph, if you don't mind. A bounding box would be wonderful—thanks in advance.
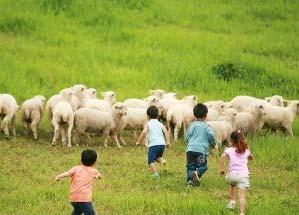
[235,104,265,135]
[262,100,299,136]
[117,107,148,145]
[166,95,198,142]
[207,108,220,121]
[0,94,18,138]
[51,90,74,147]
[204,100,227,113]
[74,102,127,148]
[21,95,46,139]
[228,95,269,112]
[207,108,238,147]
[159,95,180,120]
[83,91,116,112]
[123,96,160,108]
[149,89,166,99]
[265,95,284,106]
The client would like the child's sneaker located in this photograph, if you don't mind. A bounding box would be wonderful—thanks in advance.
[187,181,195,188]
[151,173,160,179]
[192,171,201,187]
[226,201,236,210]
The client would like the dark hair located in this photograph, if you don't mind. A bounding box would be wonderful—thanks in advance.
[81,149,97,166]
[193,103,208,118]
[147,106,159,119]
[230,130,248,154]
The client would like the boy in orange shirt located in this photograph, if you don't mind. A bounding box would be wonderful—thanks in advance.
[55,149,101,215]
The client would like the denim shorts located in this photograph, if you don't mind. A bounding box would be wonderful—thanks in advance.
[226,174,250,189]
[148,145,165,165]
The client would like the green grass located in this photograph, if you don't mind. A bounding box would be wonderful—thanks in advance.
[0,0,298,214]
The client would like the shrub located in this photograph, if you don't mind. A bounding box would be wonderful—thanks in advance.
[0,16,35,35]
[212,63,243,81]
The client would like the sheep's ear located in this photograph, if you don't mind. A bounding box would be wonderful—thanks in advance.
[265,97,271,102]
[193,96,197,101]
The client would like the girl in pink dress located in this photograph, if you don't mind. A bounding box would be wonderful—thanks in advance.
[219,130,253,215]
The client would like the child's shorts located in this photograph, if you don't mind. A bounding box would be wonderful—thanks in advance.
[226,174,250,189]
[148,145,165,165]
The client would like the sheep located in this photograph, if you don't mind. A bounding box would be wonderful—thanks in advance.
[207,108,238,147]
[261,100,299,136]
[117,107,148,145]
[207,108,220,121]
[83,91,116,112]
[149,89,166,99]
[21,95,46,139]
[228,96,269,112]
[204,100,227,113]
[123,96,160,108]
[46,85,86,120]
[0,94,18,139]
[51,89,74,147]
[84,88,97,100]
[265,95,284,106]
[166,95,198,142]
[235,104,265,135]
[74,102,127,148]
[159,95,180,120]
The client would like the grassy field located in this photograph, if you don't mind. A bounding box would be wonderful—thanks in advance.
[0,0,298,214]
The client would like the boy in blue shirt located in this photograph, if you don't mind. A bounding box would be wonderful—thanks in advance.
[137,106,171,179]
[186,103,216,187]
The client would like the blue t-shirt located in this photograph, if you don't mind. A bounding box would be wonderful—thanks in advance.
[147,119,165,147]
[186,121,216,155]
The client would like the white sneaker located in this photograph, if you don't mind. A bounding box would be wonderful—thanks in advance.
[226,202,236,210]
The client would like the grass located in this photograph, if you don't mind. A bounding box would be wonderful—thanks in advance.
[0,0,298,214]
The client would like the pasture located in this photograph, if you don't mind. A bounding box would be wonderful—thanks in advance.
[0,0,298,214]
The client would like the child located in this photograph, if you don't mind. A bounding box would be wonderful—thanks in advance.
[219,130,253,215]
[136,106,170,179]
[186,103,216,187]
[55,149,101,215]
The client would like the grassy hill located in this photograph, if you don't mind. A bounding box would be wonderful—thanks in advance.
[0,0,298,214]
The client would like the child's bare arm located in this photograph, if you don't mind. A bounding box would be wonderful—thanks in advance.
[162,125,171,147]
[136,123,149,146]
[219,153,228,176]
[55,169,74,181]
[95,170,102,179]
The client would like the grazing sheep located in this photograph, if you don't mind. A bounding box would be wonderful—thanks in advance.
[74,102,127,148]
[265,95,284,106]
[83,91,116,112]
[0,94,18,138]
[228,95,268,112]
[235,104,265,135]
[166,95,198,142]
[262,100,299,136]
[207,108,238,147]
[21,95,46,139]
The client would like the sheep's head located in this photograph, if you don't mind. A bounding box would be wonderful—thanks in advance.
[34,95,46,105]
[60,88,73,102]
[149,89,165,99]
[85,88,97,99]
[112,102,127,116]
[287,100,299,114]
[182,95,198,107]
[266,95,284,107]
[71,84,87,99]
[163,92,177,99]
[221,108,238,121]
[101,91,116,103]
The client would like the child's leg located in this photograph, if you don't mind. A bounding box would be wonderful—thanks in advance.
[239,188,247,214]
[80,202,95,215]
[149,163,158,174]
[229,185,237,203]
[186,152,197,183]
[71,202,82,215]
[196,153,208,177]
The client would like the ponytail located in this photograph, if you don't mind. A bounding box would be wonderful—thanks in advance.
[230,130,248,154]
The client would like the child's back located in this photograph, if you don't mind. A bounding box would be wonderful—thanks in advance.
[224,147,250,177]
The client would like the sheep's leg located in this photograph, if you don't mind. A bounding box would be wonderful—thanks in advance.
[132,130,138,140]
[103,137,108,148]
[174,124,182,143]
[112,135,122,148]
[283,124,293,137]
[118,134,127,146]
[23,121,29,137]
[1,115,10,139]
[103,129,109,147]
[11,114,16,137]
[67,119,74,148]
[60,127,67,145]
[52,123,60,146]
[31,121,39,140]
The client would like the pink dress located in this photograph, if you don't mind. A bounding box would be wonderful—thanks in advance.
[224,147,250,177]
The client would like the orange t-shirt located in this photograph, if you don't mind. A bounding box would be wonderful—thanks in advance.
[66,165,99,202]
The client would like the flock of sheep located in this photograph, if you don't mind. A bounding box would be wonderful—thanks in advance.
[0,84,298,148]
